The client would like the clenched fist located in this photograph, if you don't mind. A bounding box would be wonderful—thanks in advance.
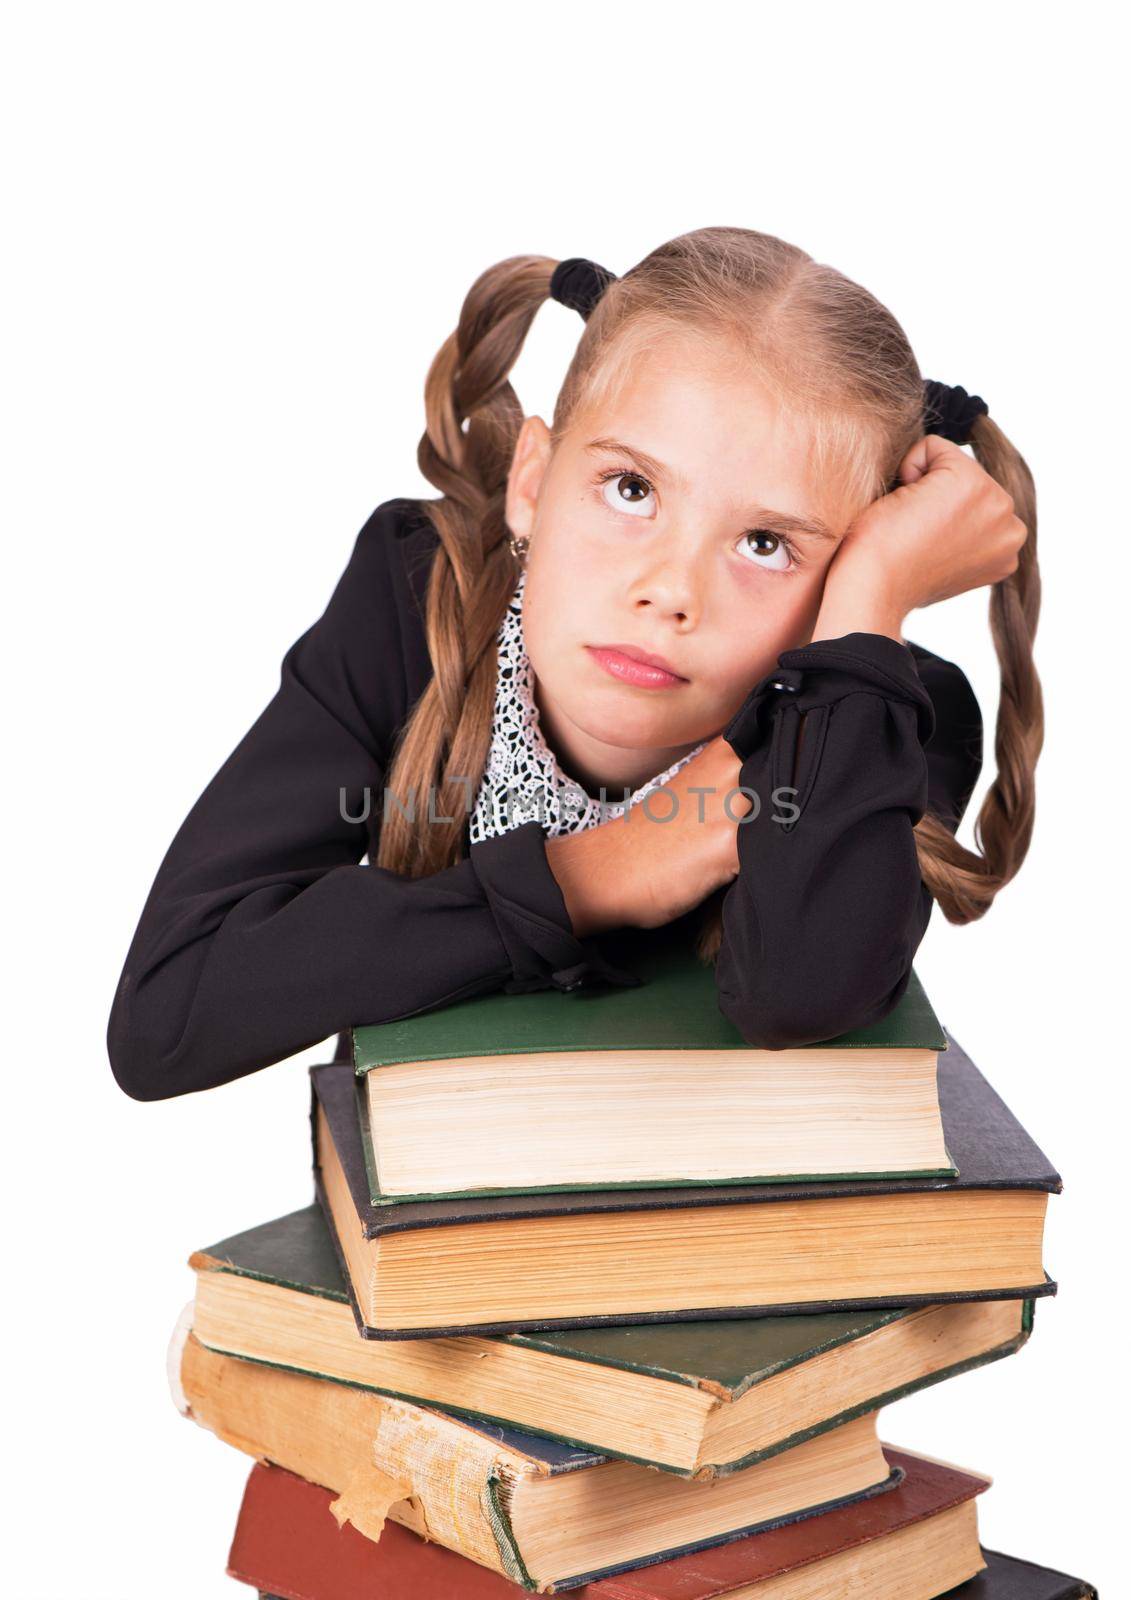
[545,735,752,937]
[812,434,1028,643]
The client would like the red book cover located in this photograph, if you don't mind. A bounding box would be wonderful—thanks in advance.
[227,1445,986,1599]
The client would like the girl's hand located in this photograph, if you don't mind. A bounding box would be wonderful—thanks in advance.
[545,736,749,937]
[811,434,1028,643]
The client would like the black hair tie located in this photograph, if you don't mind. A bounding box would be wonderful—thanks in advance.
[922,379,989,445]
[549,256,618,320]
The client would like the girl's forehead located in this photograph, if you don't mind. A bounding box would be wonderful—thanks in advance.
[568,336,845,524]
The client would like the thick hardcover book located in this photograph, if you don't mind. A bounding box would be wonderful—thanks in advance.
[311,1038,1059,1337]
[192,1202,1034,1477]
[229,1448,991,1599]
[179,1330,896,1593]
[352,938,953,1200]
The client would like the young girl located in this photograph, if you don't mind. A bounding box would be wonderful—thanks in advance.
[107,226,1039,1102]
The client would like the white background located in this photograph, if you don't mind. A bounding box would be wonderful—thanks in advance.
[4,4,1126,1595]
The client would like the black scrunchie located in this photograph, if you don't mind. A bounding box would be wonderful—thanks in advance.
[922,379,989,445]
[550,256,618,320]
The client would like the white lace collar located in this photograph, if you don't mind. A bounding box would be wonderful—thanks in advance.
[468,568,707,843]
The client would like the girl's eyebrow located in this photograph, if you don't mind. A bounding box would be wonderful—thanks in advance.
[584,436,838,542]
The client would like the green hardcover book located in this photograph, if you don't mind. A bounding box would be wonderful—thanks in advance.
[352,924,953,1205]
[190,1204,1033,1479]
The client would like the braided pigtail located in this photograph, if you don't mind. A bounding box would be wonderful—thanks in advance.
[913,414,1044,921]
[376,255,557,878]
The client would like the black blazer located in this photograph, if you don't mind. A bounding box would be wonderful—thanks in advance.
[107,498,983,1100]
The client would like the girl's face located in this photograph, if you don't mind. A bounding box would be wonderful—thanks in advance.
[505,331,859,795]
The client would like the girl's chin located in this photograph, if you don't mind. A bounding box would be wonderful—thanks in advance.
[566,708,704,761]
[539,671,709,761]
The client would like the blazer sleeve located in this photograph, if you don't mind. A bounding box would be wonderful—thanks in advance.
[106,501,639,1103]
[714,630,983,1048]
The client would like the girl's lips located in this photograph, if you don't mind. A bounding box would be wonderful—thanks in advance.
[586,645,687,689]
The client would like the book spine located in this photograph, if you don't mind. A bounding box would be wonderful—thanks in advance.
[180,1333,532,1586]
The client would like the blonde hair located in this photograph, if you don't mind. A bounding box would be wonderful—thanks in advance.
[377,227,1042,959]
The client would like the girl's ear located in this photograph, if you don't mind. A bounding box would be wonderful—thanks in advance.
[506,415,553,541]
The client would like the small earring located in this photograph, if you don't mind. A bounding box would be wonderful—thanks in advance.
[506,530,530,565]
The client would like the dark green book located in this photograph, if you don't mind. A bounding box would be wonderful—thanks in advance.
[191,1202,1033,1478]
[352,925,953,1204]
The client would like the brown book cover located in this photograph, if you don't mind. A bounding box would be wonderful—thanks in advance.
[228,1447,988,1599]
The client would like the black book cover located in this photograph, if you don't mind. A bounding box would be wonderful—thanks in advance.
[959,1551,1098,1598]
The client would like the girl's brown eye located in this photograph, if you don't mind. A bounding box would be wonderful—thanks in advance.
[600,472,655,517]
[740,530,792,572]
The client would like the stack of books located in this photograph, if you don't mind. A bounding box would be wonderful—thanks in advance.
[170,926,1095,1598]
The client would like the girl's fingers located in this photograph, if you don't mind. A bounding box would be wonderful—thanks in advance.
[898,432,963,486]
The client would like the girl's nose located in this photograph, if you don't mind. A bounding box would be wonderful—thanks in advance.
[627,558,701,628]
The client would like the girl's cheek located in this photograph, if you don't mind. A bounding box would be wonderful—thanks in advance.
[728,563,815,626]
[716,588,818,682]
[567,516,621,560]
